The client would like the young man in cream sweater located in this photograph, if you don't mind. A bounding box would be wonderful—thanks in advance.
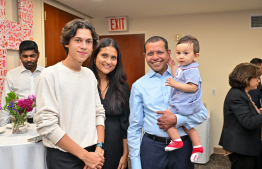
[34,19,105,169]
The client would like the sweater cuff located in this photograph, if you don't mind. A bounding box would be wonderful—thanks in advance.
[96,116,105,126]
[48,126,66,144]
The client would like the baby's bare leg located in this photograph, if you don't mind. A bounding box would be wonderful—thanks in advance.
[183,127,201,146]
[166,108,181,140]
[164,109,183,151]
[167,127,180,140]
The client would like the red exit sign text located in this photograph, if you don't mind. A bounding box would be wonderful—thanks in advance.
[108,17,127,31]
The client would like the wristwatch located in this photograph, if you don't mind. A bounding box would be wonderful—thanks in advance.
[96,142,106,150]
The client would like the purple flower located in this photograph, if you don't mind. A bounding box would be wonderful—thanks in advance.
[8,101,14,109]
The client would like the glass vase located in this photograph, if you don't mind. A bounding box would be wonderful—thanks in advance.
[11,115,28,134]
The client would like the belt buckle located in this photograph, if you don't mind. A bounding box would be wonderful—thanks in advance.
[166,139,169,144]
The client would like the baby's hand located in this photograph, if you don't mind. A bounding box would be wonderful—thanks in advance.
[168,57,176,67]
[259,108,262,114]
[165,77,177,87]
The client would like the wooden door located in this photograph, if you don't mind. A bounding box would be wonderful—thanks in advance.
[44,3,80,67]
[99,34,145,88]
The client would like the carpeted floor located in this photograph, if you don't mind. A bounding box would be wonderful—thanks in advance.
[128,154,231,169]
[195,154,231,169]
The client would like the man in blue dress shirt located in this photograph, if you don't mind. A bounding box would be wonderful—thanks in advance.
[127,36,207,169]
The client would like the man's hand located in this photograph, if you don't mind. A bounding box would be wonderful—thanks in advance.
[82,151,104,169]
[156,110,177,131]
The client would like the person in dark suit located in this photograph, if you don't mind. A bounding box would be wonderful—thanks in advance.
[248,58,262,169]
[248,58,262,109]
[219,63,262,169]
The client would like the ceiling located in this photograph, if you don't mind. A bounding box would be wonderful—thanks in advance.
[54,0,262,19]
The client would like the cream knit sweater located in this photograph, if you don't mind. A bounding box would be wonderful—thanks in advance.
[34,62,105,151]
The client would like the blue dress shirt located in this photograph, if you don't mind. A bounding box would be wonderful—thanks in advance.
[127,67,208,169]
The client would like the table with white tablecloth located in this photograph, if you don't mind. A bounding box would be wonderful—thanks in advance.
[0,124,47,169]
[195,112,214,164]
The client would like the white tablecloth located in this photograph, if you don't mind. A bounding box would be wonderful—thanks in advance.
[0,124,47,169]
[195,113,214,164]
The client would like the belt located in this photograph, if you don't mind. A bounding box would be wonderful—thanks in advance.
[144,132,188,144]
[27,118,34,123]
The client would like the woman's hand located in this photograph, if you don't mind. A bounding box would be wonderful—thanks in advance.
[259,108,262,114]
[117,155,128,169]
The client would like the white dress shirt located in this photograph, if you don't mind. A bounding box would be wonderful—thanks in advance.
[0,65,44,127]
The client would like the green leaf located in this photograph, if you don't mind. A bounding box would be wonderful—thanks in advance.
[5,91,18,104]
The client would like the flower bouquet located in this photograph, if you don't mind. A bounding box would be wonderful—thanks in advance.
[2,91,36,134]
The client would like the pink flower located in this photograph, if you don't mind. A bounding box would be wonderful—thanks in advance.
[28,94,36,101]
[18,98,24,102]
[17,98,34,112]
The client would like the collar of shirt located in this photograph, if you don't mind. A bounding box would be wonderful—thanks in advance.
[20,65,43,74]
[179,62,199,70]
[148,66,172,78]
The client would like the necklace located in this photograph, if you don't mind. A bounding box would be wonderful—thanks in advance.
[100,82,109,95]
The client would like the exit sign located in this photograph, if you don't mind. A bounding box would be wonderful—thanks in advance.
[107,17,127,31]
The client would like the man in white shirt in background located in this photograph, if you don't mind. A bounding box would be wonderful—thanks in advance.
[0,40,44,127]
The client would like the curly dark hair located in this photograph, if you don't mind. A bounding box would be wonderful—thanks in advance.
[60,19,98,56]
[229,63,260,90]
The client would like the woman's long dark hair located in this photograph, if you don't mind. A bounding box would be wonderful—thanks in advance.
[87,38,127,114]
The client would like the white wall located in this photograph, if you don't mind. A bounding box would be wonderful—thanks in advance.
[94,10,262,148]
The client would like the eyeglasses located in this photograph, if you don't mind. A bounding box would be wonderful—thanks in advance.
[146,50,166,57]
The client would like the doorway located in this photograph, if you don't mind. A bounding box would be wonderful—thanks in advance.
[44,3,80,67]
[99,34,145,87]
